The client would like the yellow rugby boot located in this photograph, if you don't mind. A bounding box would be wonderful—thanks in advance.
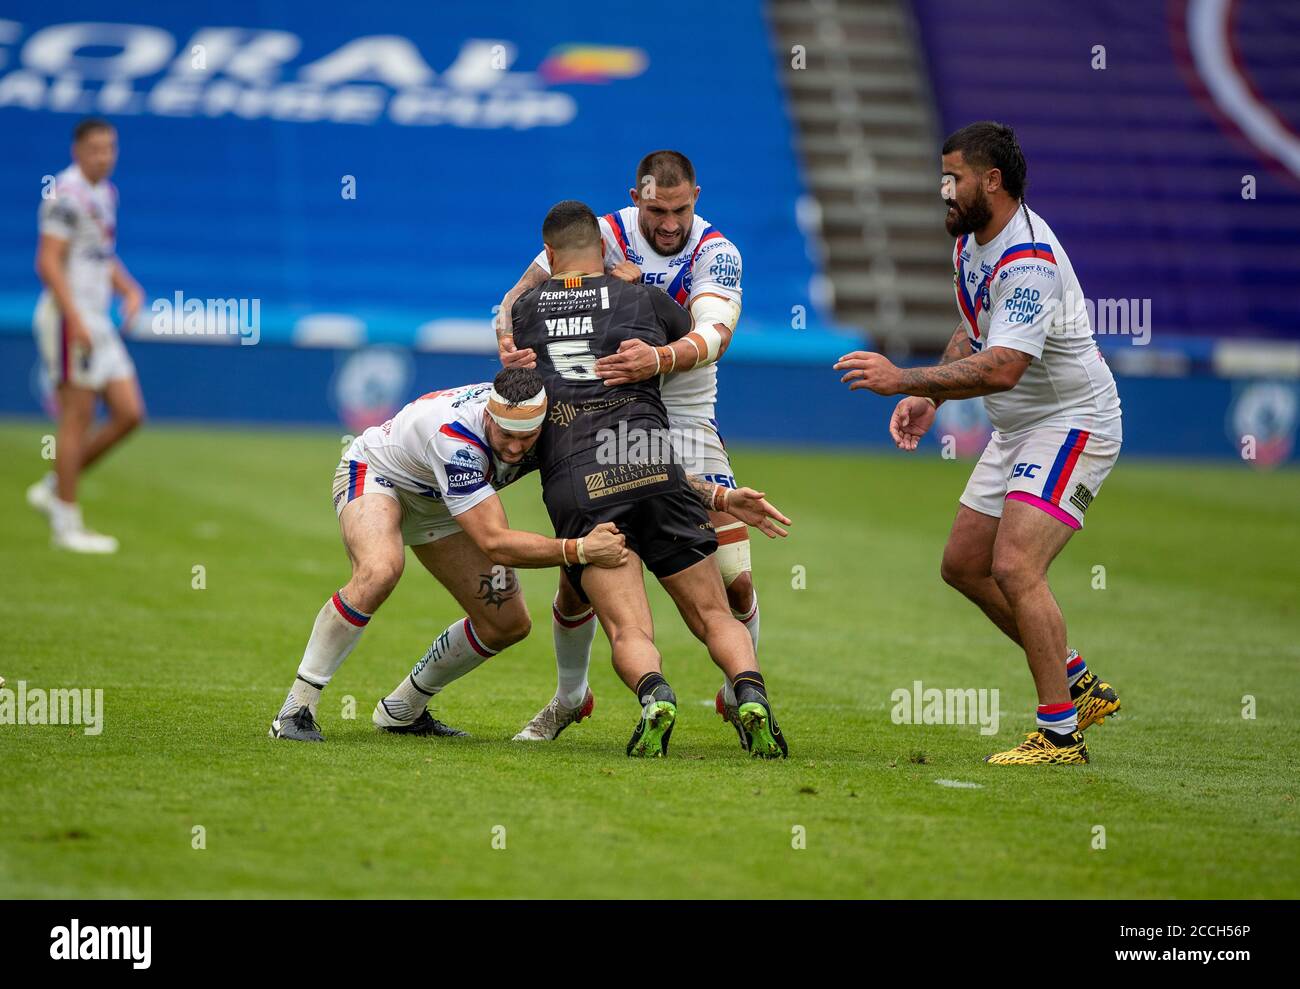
[1073,670,1121,730]
[984,729,1089,765]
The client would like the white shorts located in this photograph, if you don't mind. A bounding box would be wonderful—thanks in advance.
[960,425,1121,530]
[331,457,461,547]
[668,413,737,488]
[34,294,135,392]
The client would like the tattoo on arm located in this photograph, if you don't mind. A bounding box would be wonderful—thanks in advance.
[898,346,1030,400]
[686,474,715,508]
[497,264,549,340]
[476,567,520,609]
[941,324,972,365]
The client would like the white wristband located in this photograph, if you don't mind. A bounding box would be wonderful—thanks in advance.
[576,538,587,565]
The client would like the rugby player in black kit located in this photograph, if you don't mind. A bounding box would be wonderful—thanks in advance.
[511,200,789,758]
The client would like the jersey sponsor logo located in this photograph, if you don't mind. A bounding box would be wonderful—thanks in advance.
[550,393,637,427]
[373,475,394,488]
[1001,263,1056,280]
[706,253,740,287]
[450,384,491,407]
[1069,482,1094,514]
[545,315,594,336]
[444,463,485,495]
[1011,461,1042,479]
[1004,286,1044,325]
[451,447,480,465]
[623,247,645,265]
[641,271,666,285]
[582,463,671,499]
[537,286,601,315]
[549,401,579,426]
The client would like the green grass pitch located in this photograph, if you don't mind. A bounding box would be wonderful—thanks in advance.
[1,419,1297,899]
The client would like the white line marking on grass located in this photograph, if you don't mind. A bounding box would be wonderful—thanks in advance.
[934,779,983,789]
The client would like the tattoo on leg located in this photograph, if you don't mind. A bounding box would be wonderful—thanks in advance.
[477,567,519,609]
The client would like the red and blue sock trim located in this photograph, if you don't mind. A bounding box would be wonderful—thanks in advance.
[462,617,497,657]
[331,591,371,627]
[1036,701,1076,728]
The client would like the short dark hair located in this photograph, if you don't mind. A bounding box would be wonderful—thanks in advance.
[542,199,600,251]
[636,149,695,193]
[942,121,1027,200]
[73,117,115,143]
[493,366,544,403]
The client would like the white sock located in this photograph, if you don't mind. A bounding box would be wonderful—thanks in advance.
[408,617,498,697]
[722,588,760,707]
[278,591,370,718]
[553,597,595,708]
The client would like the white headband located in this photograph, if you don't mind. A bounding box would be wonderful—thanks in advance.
[486,384,547,432]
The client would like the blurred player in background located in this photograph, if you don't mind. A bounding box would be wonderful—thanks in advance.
[269,369,627,743]
[835,121,1122,766]
[510,200,788,757]
[27,117,145,554]
[496,151,759,747]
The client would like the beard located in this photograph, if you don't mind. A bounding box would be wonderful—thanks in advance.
[944,188,993,237]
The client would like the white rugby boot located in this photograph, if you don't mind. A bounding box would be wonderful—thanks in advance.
[512,689,594,741]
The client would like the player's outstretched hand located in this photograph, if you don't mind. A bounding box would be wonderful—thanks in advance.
[724,487,791,539]
[497,334,537,370]
[583,522,628,568]
[833,351,902,395]
[595,338,658,386]
[889,396,936,451]
[607,260,642,283]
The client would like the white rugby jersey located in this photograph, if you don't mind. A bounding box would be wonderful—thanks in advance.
[348,383,537,516]
[534,206,742,418]
[37,164,118,316]
[953,205,1121,438]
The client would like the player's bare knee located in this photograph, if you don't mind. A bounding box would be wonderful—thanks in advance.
[115,405,145,434]
[353,552,403,602]
[477,607,532,651]
[608,625,653,654]
[940,556,971,590]
[990,555,1036,600]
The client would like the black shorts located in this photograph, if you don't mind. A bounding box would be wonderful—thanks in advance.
[543,455,717,600]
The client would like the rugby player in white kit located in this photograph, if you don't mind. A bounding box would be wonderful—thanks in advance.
[27,118,146,553]
[495,151,760,746]
[835,122,1123,765]
[268,370,627,742]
